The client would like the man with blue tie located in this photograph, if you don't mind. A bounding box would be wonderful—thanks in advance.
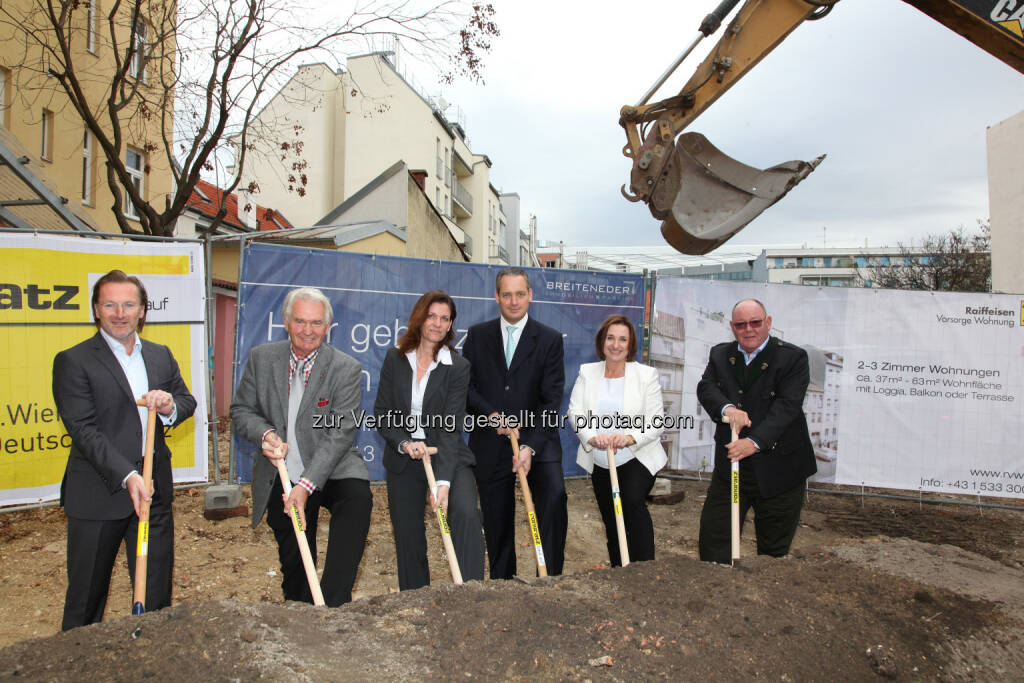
[462,268,567,579]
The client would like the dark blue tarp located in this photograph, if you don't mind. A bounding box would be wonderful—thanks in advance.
[233,243,646,481]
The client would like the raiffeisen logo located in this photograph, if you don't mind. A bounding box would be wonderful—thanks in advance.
[0,283,80,310]
[964,305,1015,316]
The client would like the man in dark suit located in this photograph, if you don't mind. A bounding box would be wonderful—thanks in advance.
[463,267,566,578]
[696,298,816,563]
[231,287,372,606]
[52,270,196,630]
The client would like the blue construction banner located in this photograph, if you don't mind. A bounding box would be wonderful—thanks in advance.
[233,243,646,481]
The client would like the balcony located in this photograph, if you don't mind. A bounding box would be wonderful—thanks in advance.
[453,150,473,177]
[489,243,510,264]
[453,178,473,217]
[461,232,472,258]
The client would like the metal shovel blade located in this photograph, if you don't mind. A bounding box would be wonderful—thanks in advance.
[660,132,824,255]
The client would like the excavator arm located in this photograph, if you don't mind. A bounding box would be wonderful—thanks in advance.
[905,0,1024,70]
[622,0,1024,255]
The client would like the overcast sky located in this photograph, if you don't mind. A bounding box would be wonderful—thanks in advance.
[422,0,1023,254]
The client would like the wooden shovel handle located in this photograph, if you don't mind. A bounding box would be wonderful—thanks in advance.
[421,449,463,585]
[510,431,547,577]
[607,446,630,567]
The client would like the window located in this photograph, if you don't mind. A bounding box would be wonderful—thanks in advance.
[0,67,8,128]
[878,256,890,267]
[86,0,97,53]
[774,257,783,267]
[82,130,93,204]
[41,109,54,161]
[854,256,867,268]
[801,257,813,267]
[823,257,832,267]
[129,19,147,81]
[125,146,144,219]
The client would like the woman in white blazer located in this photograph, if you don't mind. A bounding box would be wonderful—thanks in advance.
[568,315,668,565]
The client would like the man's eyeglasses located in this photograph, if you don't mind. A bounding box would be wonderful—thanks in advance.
[732,319,764,330]
[99,302,140,313]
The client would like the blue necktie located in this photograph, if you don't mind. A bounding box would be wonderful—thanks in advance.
[505,326,516,367]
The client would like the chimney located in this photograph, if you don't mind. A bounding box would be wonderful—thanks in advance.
[236,186,259,230]
[409,169,428,191]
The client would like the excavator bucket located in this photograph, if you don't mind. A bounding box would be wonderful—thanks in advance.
[657,132,824,255]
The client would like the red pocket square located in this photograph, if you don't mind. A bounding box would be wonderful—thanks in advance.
[317,398,329,408]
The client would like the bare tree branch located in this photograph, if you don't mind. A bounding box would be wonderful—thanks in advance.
[857,221,991,293]
[0,0,498,235]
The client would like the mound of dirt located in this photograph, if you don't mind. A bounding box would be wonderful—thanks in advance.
[1,469,1023,681]
[1,547,1022,681]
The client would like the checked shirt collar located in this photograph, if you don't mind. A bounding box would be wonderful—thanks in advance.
[288,346,320,390]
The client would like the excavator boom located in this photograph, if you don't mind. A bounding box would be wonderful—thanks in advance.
[622,0,1024,255]
[904,0,1024,72]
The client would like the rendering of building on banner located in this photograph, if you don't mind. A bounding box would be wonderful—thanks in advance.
[651,277,1023,498]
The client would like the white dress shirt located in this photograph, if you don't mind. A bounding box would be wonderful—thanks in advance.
[592,376,636,468]
[405,346,453,489]
[99,328,176,487]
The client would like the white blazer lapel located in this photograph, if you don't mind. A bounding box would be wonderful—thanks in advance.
[621,362,641,414]
[584,361,604,414]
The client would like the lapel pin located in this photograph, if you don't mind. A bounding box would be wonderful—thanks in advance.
[317,398,329,408]
[761,362,768,371]
[728,357,735,365]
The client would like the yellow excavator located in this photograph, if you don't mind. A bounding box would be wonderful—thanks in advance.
[620,0,1024,254]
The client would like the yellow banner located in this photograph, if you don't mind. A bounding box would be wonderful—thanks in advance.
[0,234,207,506]
[0,250,190,324]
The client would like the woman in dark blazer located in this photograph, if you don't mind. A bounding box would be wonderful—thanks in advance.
[373,290,485,589]
[568,315,668,566]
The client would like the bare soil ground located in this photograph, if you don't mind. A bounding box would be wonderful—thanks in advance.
[0,446,1022,681]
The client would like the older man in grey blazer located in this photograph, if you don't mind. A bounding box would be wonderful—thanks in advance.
[231,287,371,606]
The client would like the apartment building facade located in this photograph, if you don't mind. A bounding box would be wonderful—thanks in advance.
[649,247,936,287]
[988,109,1024,294]
[0,0,174,233]
[237,53,510,263]
[751,247,933,287]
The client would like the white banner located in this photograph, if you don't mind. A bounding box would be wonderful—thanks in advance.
[652,278,1024,498]
[0,233,208,507]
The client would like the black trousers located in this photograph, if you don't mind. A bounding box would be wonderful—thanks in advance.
[386,461,485,590]
[698,471,806,564]
[62,501,174,630]
[475,458,568,579]
[266,476,372,607]
[590,458,656,567]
